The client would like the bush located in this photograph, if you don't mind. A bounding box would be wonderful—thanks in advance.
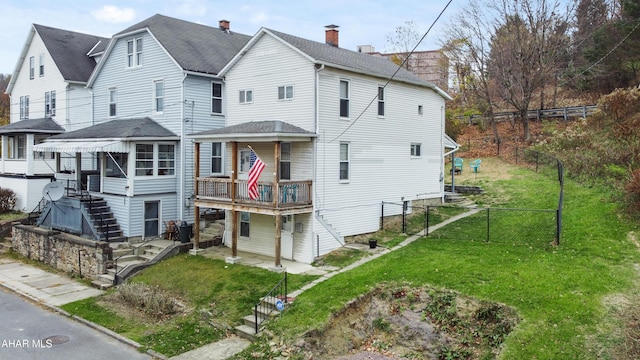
[0,188,16,212]
[118,282,178,319]
[626,169,640,212]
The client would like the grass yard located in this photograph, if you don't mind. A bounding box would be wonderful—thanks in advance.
[246,158,640,359]
[60,157,640,359]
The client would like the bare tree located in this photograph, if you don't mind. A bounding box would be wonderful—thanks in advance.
[386,20,421,70]
[442,0,501,143]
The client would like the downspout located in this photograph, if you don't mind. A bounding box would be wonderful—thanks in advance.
[179,72,187,221]
[314,63,324,259]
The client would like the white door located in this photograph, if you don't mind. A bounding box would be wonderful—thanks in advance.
[281,215,294,260]
[238,149,251,198]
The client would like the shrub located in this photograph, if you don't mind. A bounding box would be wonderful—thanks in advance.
[625,169,640,212]
[0,188,16,212]
[118,282,178,318]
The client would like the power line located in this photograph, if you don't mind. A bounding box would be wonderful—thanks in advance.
[329,0,453,143]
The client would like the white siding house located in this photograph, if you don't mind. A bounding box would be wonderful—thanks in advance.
[1,24,107,211]
[32,15,250,240]
[190,27,452,266]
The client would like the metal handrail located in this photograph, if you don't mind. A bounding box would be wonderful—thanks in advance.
[253,272,288,333]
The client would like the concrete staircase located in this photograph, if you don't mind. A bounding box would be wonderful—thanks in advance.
[199,218,225,246]
[235,297,284,341]
[91,240,175,290]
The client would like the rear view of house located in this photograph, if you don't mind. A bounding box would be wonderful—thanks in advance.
[190,25,452,267]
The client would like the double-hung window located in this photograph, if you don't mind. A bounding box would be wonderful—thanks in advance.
[153,80,164,113]
[8,135,26,159]
[411,143,422,157]
[339,142,350,181]
[135,144,175,176]
[377,86,385,116]
[239,89,253,104]
[127,37,143,67]
[211,142,223,174]
[211,82,222,114]
[135,144,154,176]
[29,57,34,80]
[19,96,29,120]
[39,53,45,77]
[339,80,349,118]
[280,142,291,180]
[158,144,175,175]
[240,212,250,237]
[45,90,56,117]
[109,88,117,117]
[277,85,294,100]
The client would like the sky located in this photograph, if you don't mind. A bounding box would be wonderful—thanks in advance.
[0,0,458,75]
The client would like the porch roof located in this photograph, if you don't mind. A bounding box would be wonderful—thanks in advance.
[189,120,316,142]
[45,117,178,140]
[0,118,64,135]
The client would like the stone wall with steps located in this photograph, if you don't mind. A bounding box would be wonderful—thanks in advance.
[445,185,485,195]
[11,224,112,279]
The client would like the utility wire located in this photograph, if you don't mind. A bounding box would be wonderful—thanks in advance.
[329,0,453,143]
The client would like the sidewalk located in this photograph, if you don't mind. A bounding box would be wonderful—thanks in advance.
[0,258,103,307]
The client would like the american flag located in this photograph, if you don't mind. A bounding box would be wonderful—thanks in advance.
[248,149,266,200]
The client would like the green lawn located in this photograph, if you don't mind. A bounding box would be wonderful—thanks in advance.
[255,159,640,359]
[62,158,640,359]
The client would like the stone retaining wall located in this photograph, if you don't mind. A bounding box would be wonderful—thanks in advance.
[445,185,484,194]
[11,225,112,279]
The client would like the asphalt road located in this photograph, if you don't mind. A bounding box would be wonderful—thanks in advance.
[0,287,152,360]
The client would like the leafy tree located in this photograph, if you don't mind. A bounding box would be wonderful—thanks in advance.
[0,74,10,126]
[386,20,421,71]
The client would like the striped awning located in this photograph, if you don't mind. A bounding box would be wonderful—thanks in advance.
[32,140,127,153]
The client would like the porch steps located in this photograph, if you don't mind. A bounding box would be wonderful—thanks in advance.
[80,197,125,242]
[90,241,173,290]
[234,297,283,341]
[199,219,225,244]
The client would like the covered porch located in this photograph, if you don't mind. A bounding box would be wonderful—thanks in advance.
[190,120,316,270]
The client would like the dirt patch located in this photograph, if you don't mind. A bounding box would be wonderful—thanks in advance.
[295,284,519,359]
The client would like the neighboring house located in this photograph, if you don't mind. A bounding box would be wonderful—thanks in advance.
[358,45,449,91]
[1,24,108,211]
[189,26,452,267]
[33,15,251,240]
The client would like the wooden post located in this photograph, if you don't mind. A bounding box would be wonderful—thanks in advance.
[231,142,237,203]
[75,153,82,192]
[232,210,238,257]
[273,141,280,207]
[275,214,282,267]
[193,142,200,251]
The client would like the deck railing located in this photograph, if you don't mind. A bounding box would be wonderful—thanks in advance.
[196,177,312,208]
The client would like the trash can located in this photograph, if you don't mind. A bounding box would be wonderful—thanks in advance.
[180,221,191,243]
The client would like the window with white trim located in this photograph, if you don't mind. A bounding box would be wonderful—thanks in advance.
[109,88,117,117]
[418,105,423,115]
[19,96,29,120]
[135,144,154,176]
[7,135,26,159]
[339,80,349,118]
[411,143,422,157]
[34,134,54,160]
[280,142,291,180]
[340,142,350,181]
[153,80,164,113]
[39,53,45,77]
[240,212,250,237]
[158,144,175,175]
[277,85,294,100]
[239,89,253,104]
[211,82,222,114]
[45,90,56,117]
[377,86,385,116]
[211,142,223,174]
[29,57,34,79]
[127,38,143,67]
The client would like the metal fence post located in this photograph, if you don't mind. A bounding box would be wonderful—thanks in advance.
[425,206,429,236]
[381,202,384,230]
[486,208,490,242]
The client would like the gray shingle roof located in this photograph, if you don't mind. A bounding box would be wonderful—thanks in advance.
[191,120,314,137]
[266,29,438,89]
[48,118,177,140]
[34,24,109,83]
[0,118,64,134]
[116,14,251,75]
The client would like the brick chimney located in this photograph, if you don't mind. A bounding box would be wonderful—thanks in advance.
[219,19,230,32]
[325,24,339,47]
